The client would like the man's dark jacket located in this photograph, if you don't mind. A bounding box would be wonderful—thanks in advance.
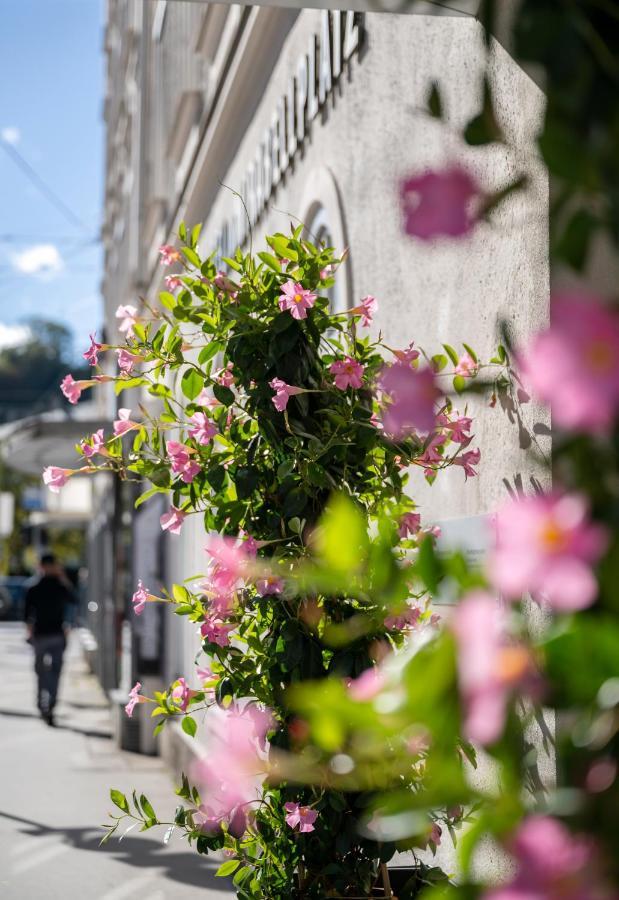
[24,576,76,636]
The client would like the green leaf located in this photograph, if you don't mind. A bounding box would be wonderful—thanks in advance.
[257,251,281,272]
[432,353,448,372]
[181,716,197,737]
[267,234,298,261]
[139,794,157,822]
[315,494,369,573]
[212,383,235,407]
[442,344,459,366]
[178,222,187,242]
[190,223,202,249]
[198,341,223,365]
[416,535,442,593]
[427,81,443,119]
[181,368,203,401]
[462,343,477,363]
[216,859,241,877]
[453,375,466,393]
[206,465,226,491]
[159,291,177,311]
[110,789,129,813]
[135,486,162,509]
[182,246,202,269]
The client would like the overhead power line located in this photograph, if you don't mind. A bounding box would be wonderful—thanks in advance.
[0,140,91,234]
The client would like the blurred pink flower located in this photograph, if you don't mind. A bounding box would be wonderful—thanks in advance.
[398,512,421,538]
[60,374,88,404]
[159,244,182,266]
[160,506,186,535]
[348,666,386,701]
[132,580,150,615]
[439,413,472,444]
[42,466,72,493]
[203,535,251,613]
[115,304,138,336]
[164,274,183,292]
[490,492,607,611]
[330,356,365,390]
[217,362,235,387]
[171,677,191,712]
[418,433,447,467]
[196,388,220,409]
[200,616,235,647]
[485,816,599,900]
[284,802,318,833]
[113,408,139,436]
[192,704,273,824]
[278,281,317,320]
[400,166,481,240]
[380,363,440,437]
[454,447,481,479]
[213,271,237,293]
[255,575,284,597]
[188,412,217,445]
[519,293,619,433]
[393,342,420,366]
[452,591,533,745]
[418,822,442,851]
[269,378,304,412]
[454,352,478,377]
[117,348,141,374]
[384,604,421,631]
[83,333,102,366]
[125,682,145,717]
[349,295,377,327]
[80,428,105,459]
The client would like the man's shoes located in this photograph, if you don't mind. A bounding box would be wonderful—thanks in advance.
[45,711,55,727]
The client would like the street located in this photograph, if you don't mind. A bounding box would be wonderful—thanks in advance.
[0,623,233,900]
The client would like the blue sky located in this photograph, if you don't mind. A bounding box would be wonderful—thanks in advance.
[0,0,104,360]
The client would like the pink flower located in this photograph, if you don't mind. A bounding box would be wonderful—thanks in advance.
[269,378,304,412]
[83,333,102,366]
[80,428,105,459]
[113,408,139,436]
[196,388,220,408]
[400,166,482,240]
[484,816,598,900]
[398,512,421,538]
[188,412,217,445]
[42,466,72,493]
[418,823,442,852]
[454,447,481,479]
[171,677,191,712]
[330,356,365,390]
[160,506,186,535]
[125,682,145,717]
[196,664,216,684]
[393,342,421,366]
[454,352,478,377]
[320,265,333,280]
[213,271,238,294]
[164,274,183,292]
[452,591,534,745]
[159,244,182,266]
[203,535,252,613]
[384,604,421,631]
[60,374,87,404]
[418,433,447,467]
[117,348,142,374]
[132,580,150,615]
[349,295,377,327]
[284,802,318,833]
[200,617,236,647]
[278,280,317,320]
[490,492,608,611]
[348,667,386,701]
[168,440,201,483]
[519,292,619,433]
[440,413,472,444]
[192,704,273,823]
[380,363,440,437]
[255,575,284,597]
[115,304,138,336]
[217,362,236,387]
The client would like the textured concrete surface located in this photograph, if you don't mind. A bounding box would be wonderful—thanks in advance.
[0,623,233,900]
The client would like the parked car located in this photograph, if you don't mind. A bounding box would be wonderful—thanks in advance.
[0,576,30,620]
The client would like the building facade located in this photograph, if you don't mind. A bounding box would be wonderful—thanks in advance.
[97,0,549,783]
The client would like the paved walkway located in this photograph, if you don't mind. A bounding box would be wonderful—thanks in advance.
[0,623,233,900]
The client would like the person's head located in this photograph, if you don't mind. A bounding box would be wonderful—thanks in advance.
[40,553,58,576]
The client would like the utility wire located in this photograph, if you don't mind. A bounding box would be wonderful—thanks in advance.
[0,140,91,234]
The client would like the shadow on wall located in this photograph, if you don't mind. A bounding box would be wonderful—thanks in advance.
[0,809,234,893]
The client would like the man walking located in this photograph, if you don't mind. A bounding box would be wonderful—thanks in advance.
[24,554,77,726]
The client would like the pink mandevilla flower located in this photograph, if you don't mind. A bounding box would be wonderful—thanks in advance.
[349,295,377,327]
[519,292,619,434]
[454,352,478,378]
[452,591,533,745]
[42,466,72,493]
[167,440,201,483]
[160,506,186,535]
[398,512,421,538]
[484,816,600,900]
[380,363,440,437]
[439,413,472,444]
[454,447,481,479]
[217,362,236,387]
[204,535,251,614]
[348,666,386,701]
[159,244,181,266]
[80,428,105,459]
[114,408,139,436]
[192,704,274,824]
[171,677,191,712]
[115,304,138,336]
[132,580,150,615]
[490,492,607,611]
[278,281,317,320]
[117,348,141,374]
[200,617,235,647]
[164,274,183,292]
[284,802,318,833]
[330,357,365,390]
[400,166,482,240]
[83,333,102,366]
[188,412,217,445]
[60,374,86,405]
[393,342,420,366]
[125,682,145,717]
[384,604,421,631]
[255,575,284,597]
[269,378,304,412]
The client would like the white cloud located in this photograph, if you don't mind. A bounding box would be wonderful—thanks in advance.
[0,323,31,351]
[11,244,64,279]
[1,127,20,145]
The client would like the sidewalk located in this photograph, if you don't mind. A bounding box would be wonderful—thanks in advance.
[0,623,233,900]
